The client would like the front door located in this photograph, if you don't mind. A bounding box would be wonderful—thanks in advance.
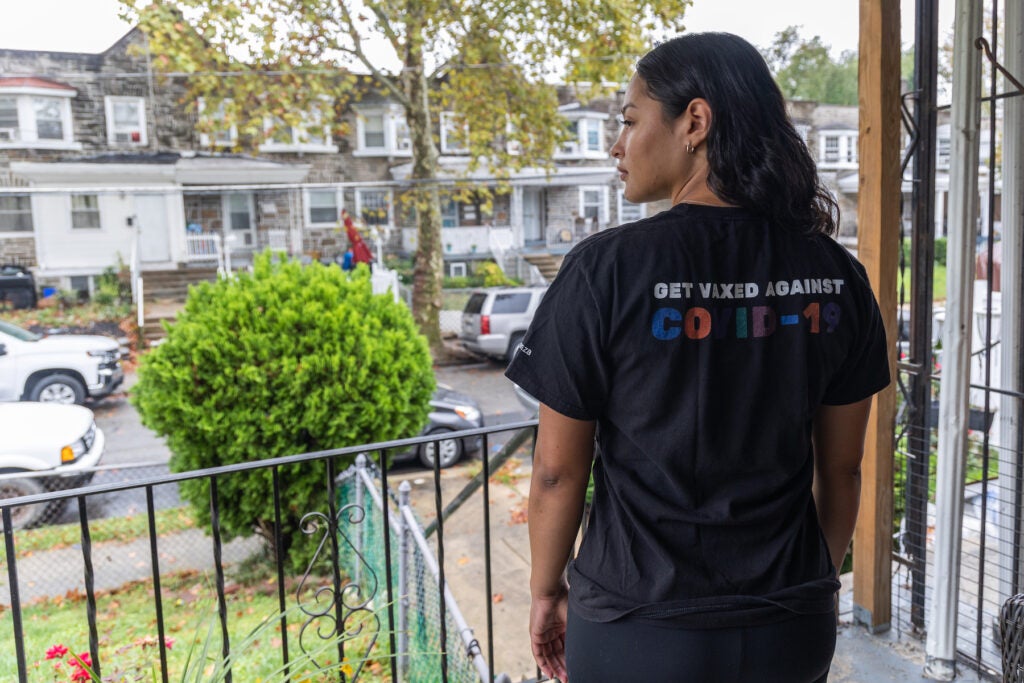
[223,193,256,250]
[522,189,543,244]
[134,193,172,263]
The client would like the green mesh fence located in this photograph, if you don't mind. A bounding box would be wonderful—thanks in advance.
[337,463,485,683]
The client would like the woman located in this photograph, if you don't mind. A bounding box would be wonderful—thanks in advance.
[505,32,890,682]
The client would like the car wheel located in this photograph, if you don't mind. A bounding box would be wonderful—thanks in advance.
[29,374,85,405]
[506,332,525,363]
[0,475,47,530]
[418,429,464,470]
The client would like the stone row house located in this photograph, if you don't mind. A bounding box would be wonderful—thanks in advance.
[2,27,974,297]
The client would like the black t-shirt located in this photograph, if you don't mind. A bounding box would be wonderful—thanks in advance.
[505,204,890,627]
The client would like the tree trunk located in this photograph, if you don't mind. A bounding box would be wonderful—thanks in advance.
[404,6,445,358]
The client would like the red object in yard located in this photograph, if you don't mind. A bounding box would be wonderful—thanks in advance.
[340,210,374,265]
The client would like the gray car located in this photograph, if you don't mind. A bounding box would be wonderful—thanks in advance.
[459,286,547,362]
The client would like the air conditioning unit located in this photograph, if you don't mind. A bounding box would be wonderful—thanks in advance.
[114,130,142,143]
[397,136,412,151]
[0,128,18,141]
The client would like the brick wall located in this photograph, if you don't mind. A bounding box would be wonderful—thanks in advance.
[0,236,36,266]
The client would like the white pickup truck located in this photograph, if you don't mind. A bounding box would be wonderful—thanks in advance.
[0,319,124,404]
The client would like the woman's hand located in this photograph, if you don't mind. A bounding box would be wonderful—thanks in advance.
[530,585,569,682]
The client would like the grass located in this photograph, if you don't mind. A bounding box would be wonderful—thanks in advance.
[897,261,948,303]
[0,562,396,682]
[14,507,199,554]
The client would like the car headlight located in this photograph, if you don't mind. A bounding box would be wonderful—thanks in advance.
[453,405,481,423]
[87,349,120,363]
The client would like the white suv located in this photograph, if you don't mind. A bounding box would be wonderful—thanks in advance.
[459,286,547,362]
[0,319,124,405]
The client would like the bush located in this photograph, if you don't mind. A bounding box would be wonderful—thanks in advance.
[477,261,517,287]
[132,254,435,571]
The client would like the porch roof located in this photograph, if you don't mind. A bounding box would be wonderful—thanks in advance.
[390,157,617,187]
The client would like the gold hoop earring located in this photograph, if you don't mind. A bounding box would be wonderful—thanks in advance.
[686,142,695,155]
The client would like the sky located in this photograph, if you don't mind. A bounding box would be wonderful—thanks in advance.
[0,0,957,58]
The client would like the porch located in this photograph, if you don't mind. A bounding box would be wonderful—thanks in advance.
[0,421,995,682]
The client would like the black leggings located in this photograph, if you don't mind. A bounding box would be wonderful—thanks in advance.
[565,605,836,683]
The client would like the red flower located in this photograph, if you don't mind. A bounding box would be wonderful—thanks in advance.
[70,665,92,681]
[164,637,175,650]
[76,652,92,667]
[45,644,68,660]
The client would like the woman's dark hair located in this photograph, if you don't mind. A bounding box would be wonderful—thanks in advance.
[636,32,839,236]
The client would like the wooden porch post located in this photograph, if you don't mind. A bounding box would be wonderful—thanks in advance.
[853,0,901,633]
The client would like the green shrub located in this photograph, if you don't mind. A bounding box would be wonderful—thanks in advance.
[477,261,517,287]
[132,254,435,571]
[443,276,470,289]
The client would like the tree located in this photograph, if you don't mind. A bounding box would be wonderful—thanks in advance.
[131,255,435,569]
[762,26,858,105]
[122,0,687,357]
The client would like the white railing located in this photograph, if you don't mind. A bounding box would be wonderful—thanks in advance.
[186,233,221,262]
[401,226,514,257]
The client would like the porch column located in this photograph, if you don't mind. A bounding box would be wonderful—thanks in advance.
[510,186,524,248]
[853,0,901,633]
[998,0,1024,608]
[924,0,983,677]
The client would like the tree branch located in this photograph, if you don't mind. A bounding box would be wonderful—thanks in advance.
[335,0,409,106]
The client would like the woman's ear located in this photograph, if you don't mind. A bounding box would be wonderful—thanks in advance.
[682,97,713,149]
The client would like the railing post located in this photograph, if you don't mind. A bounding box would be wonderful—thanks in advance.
[398,480,411,680]
[354,454,366,587]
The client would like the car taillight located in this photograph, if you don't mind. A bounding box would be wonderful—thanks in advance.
[481,315,490,335]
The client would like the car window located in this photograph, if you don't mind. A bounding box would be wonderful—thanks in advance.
[0,319,40,341]
[491,293,531,314]
[464,293,487,314]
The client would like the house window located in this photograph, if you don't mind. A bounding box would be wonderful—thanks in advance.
[819,132,857,166]
[937,136,951,167]
[356,189,392,226]
[561,120,580,155]
[449,262,467,278]
[260,104,335,152]
[362,113,386,149]
[0,85,76,147]
[105,97,147,145]
[617,190,645,224]
[71,194,101,229]
[579,186,608,229]
[823,136,840,163]
[197,98,237,147]
[355,107,411,156]
[585,120,601,153]
[441,198,458,228]
[0,97,17,133]
[0,195,32,232]
[34,98,64,139]
[440,112,468,154]
[307,189,341,225]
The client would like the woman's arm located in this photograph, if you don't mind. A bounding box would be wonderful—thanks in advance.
[812,397,874,572]
[528,403,596,681]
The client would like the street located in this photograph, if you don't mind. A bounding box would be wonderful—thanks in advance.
[59,359,532,523]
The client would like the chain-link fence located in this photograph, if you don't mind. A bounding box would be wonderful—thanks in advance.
[337,456,489,683]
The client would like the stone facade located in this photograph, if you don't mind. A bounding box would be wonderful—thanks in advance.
[0,236,36,266]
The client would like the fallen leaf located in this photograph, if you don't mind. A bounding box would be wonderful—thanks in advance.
[457,556,470,566]
[492,593,504,603]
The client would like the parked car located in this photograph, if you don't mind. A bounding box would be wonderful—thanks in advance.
[393,385,484,469]
[459,286,548,362]
[0,319,124,404]
[0,401,105,529]
[0,264,37,310]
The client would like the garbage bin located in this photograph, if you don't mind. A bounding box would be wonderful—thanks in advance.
[0,264,37,310]
[1001,593,1024,682]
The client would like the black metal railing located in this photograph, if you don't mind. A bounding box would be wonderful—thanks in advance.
[1,420,538,683]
